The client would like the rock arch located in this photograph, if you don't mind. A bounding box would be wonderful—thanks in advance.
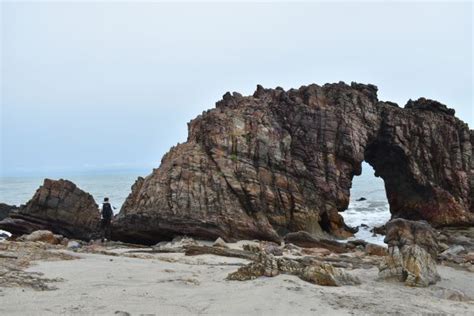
[113,82,474,244]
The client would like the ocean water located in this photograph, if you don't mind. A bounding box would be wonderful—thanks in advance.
[0,173,143,211]
[0,163,390,244]
[341,163,391,246]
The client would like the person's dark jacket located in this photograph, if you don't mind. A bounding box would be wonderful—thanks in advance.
[102,202,113,221]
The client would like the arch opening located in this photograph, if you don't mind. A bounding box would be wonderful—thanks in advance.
[341,162,390,245]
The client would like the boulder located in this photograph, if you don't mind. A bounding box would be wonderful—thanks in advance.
[212,237,228,248]
[0,179,101,240]
[112,82,474,244]
[66,240,82,250]
[21,230,61,245]
[379,219,440,287]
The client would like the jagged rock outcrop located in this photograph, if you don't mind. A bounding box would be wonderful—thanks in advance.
[113,82,473,244]
[378,219,440,287]
[0,179,100,240]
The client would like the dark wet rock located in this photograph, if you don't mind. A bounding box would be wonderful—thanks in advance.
[379,219,440,287]
[0,179,101,240]
[356,197,367,201]
[0,203,17,221]
[112,82,474,244]
[371,225,386,236]
[346,239,368,249]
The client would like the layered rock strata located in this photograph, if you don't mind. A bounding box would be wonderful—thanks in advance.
[114,82,474,244]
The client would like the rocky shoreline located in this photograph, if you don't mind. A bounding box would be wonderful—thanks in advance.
[0,226,473,315]
[0,82,473,314]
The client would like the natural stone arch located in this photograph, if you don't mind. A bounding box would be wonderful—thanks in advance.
[1,82,471,244]
[364,100,473,227]
[110,83,473,244]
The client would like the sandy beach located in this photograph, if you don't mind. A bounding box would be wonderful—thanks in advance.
[1,241,473,316]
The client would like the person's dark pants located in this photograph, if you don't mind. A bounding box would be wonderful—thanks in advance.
[101,218,111,241]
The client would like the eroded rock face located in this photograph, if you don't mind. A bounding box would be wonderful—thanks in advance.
[379,219,440,287]
[366,98,473,226]
[114,82,474,244]
[0,179,100,240]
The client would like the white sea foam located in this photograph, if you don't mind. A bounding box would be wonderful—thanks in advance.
[341,200,390,246]
[340,162,391,246]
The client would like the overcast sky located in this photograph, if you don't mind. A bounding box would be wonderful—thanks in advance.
[1,1,472,177]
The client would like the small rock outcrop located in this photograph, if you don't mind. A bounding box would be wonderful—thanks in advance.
[113,82,473,244]
[0,179,101,240]
[379,219,440,287]
[0,203,17,221]
[227,252,361,287]
[19,230,62,245]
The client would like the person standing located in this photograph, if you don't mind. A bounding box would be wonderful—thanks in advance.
[101,197,114,242]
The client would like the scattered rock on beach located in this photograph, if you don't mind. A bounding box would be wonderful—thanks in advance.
[228,252,360,287]
[213,237,228,248]
[67,240,82,250]
[300,264,361,286]
[20,230,62,245]
[379,219,440,287]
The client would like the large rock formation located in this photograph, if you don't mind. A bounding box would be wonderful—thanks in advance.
[113,82,474,244]
[0,179,101,240]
